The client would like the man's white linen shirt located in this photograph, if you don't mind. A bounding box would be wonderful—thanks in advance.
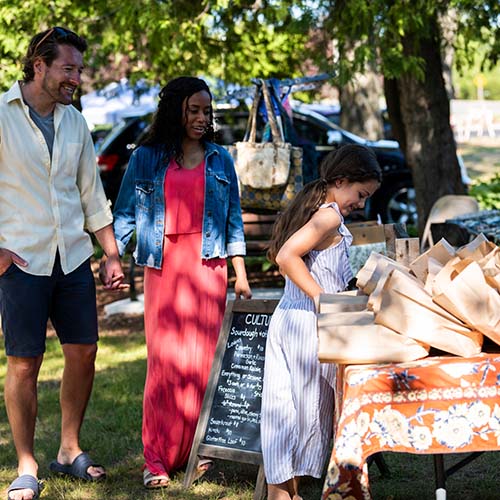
[0,81,113,276]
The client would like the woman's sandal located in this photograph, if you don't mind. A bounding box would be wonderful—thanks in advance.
[143,467,170,489]
[194,457,214,481]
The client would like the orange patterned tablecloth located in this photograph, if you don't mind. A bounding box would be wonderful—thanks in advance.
[322,353,500,500]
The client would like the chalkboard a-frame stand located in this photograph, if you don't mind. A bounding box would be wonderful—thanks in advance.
[184,299,279,500]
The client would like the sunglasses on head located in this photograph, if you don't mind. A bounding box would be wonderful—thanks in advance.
[32,27,74,55]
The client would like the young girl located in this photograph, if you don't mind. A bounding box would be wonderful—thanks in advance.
[261,144,382,500]
[112,77,252,488]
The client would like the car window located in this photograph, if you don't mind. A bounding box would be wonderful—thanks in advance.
[97,118,148,156]
[214,110,259,144]
[291,114,329,146]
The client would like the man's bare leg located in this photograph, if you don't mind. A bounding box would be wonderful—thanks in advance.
[56,343,104,478]
[4,355,43,500]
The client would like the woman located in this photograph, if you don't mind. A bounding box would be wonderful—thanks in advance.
[112,77,252,488]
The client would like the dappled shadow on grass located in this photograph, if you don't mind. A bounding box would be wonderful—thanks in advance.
[369,451,500,500]
[0,334,274,500]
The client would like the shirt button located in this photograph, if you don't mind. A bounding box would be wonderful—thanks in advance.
[207,211,212,216]
[206,232,211,237]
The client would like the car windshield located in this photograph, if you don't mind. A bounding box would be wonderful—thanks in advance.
[96,118,134,154]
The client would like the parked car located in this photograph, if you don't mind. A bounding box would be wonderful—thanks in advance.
[95,104,426,225]
[96,114,151,205]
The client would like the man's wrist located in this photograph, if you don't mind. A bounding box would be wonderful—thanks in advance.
[104,253,120,259]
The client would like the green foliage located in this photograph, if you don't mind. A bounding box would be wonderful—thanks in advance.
[469,173,500,210]
[453,42,500,99]
[0,0,315,93]
[314,0,500,84]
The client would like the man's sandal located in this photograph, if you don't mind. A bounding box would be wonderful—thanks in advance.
[7,474,43,500]
[49,452,106,482]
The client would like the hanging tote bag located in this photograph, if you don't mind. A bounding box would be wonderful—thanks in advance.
[234,83,291,189]
[227,81,304,211]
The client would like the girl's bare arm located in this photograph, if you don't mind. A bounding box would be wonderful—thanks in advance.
[275,208,341,300]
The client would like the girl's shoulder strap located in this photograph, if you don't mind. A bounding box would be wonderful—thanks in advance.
[319,202,343,220]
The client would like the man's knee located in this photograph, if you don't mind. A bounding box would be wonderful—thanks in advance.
[62,343,98,366]
[6,355,43,382]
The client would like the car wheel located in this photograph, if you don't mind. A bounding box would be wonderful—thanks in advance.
[370,179,418,227]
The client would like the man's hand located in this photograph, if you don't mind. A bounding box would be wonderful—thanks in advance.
[99,255,129,290]
[0,248,28,276]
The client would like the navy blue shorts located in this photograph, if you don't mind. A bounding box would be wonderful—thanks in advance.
[0,254,98,357]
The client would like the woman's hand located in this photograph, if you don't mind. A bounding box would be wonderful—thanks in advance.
[99,255,129,291]
[234,276,252,300]
[231,255,252,299]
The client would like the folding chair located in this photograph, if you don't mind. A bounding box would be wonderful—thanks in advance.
[420,195,479,252]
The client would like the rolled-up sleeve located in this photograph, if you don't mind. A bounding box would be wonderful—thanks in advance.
[77,132,113,232]
[223,148,246,257]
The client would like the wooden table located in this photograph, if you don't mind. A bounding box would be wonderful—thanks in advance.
[322,352,500,499]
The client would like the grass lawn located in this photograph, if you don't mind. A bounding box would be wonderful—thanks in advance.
[0,330,273,500]
[2,309,500,499]
[457,136,500,181]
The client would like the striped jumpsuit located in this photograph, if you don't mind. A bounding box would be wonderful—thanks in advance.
[261,202,353,484]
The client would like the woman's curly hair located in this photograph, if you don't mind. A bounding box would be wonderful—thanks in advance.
[141,76,215,162]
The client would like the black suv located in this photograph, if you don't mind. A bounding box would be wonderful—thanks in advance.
[96,105,417,224]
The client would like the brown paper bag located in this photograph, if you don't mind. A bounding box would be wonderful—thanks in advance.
[356,252,413,294]
[433,261,500,345]
[375,269,483,357]
[410,238,456,283]
[430,256,475,296]
[317,310,429,364]
[456,233,496,260]
[318,292,368,314]
[368,268,422,313]
[477,247,500,292]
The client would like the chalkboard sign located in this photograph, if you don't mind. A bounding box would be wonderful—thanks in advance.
[184,299,278,496]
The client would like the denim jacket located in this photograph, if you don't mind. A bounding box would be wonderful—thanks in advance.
[113,142,246,268]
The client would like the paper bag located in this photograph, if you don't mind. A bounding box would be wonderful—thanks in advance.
[356,252,413,295]
[318,292,368,314]
[375,269,483,357]
[410,238,456,283]
[433,260,500,345]
[456,233,496,260]
[317,310,429,364]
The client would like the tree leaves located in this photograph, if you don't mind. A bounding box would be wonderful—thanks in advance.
[0,0,313,92]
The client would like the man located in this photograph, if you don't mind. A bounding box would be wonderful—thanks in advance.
[0,27,126,500]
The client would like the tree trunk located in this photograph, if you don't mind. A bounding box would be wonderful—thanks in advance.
[340,73,384,140]
[394,14,465,234]
[384,77,406,152]
[340,49,384,140]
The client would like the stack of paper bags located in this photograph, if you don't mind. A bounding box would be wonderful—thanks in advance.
[374,269,483,357]
[317,292,429,364]
[318,234,500,364]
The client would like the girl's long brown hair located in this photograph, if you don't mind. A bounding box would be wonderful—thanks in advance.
[267,144,382,264]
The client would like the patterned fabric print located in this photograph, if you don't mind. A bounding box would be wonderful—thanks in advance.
[322,353,500,500]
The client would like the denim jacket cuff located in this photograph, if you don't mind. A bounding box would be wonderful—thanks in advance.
[227,241,246,256]
[116,239,127,257]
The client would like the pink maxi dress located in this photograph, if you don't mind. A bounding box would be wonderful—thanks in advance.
[142,158,227,476]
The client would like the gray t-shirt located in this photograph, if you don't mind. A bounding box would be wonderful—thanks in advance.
[28,106,55,158]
